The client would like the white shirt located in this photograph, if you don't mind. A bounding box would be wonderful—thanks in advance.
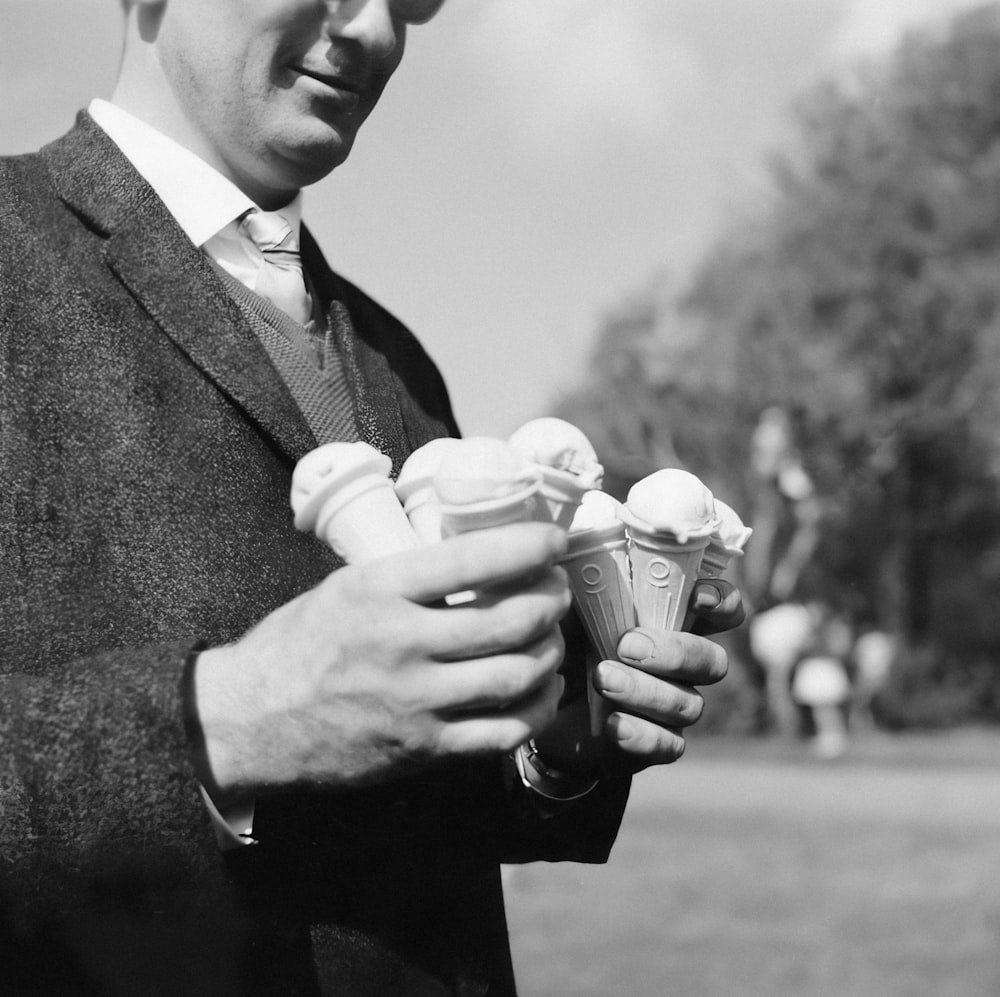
[88,98,304,295]
[88,98,281,849]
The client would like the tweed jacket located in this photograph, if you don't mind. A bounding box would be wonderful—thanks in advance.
[0,114,630,996]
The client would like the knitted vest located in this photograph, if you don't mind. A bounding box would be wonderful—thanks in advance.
[217,267,359,445]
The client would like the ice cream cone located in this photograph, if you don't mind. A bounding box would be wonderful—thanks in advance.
[681,498,752,629]
[291,441,419,564]
[533,466,591,530]
[699,499,753,578]
[508,417,603,530]
[561,501,636,735]
[432,438,542,603]
[395,438,463,545]
[433,438,542,537]
[626,527,709,632]
[438,483,540,537]
[621,469,718,632]
[562,524,634,660]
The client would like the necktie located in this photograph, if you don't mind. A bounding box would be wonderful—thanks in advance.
[240,208,313,326]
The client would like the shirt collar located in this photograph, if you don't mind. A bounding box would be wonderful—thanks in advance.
[87,98,303,247]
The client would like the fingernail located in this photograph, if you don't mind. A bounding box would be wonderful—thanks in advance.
[599,663,629,694]
[694,584,722,610]
[618,631,654,663]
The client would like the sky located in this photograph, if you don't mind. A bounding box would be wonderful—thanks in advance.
[0,0,990,435]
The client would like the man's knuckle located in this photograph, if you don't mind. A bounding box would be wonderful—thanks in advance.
[681,691,705,725]
[491,662,532,704]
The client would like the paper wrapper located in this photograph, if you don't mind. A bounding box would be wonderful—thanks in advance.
[627,526,709,632]
[560,521,636,735]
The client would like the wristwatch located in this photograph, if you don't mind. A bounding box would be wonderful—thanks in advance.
[513,738,600,802]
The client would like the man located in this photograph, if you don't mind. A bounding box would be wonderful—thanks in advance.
[0,2,741,994]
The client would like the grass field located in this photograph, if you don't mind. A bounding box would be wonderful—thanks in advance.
[502,729,1000,997]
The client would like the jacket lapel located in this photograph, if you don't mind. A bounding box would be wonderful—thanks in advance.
[41,113,317,464]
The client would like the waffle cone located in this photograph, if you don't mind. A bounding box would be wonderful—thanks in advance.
[533,466,590,530]
[402,488,443,545]
[627,527,708,632]
[561,524,635,735]
[315,475,419,564]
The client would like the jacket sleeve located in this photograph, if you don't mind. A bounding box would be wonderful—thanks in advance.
[490,610,632,865]
[0,642,228,921]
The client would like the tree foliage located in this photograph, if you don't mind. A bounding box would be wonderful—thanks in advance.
[558,4,1000,724]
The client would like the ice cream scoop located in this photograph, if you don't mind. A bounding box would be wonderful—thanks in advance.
[508,417,604,480]
[620,468,718,543]
[568,488,624,536]
[508,417,604,529]
[395,437,463,544]
[291,441,419,564]
[434,437,542,536]
[621,469,718,632]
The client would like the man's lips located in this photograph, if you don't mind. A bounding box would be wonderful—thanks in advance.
[291,66,364,94]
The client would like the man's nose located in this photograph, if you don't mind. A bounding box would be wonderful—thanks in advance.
[325,0,399,62]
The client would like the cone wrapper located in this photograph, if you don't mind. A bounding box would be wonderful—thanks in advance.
[628,527,708,632]
[560,522,635,736]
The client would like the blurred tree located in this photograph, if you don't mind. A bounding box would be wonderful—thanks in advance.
[558,4,1000,726]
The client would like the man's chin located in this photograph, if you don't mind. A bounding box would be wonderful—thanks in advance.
[265,128,357,190]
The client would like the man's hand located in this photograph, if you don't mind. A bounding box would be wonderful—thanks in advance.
[192,523,573,801]
[535,578,743,777]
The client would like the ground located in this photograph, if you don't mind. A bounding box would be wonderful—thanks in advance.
[503,728,1000,997]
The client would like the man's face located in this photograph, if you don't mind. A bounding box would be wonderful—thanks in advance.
[150,0,445,205]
